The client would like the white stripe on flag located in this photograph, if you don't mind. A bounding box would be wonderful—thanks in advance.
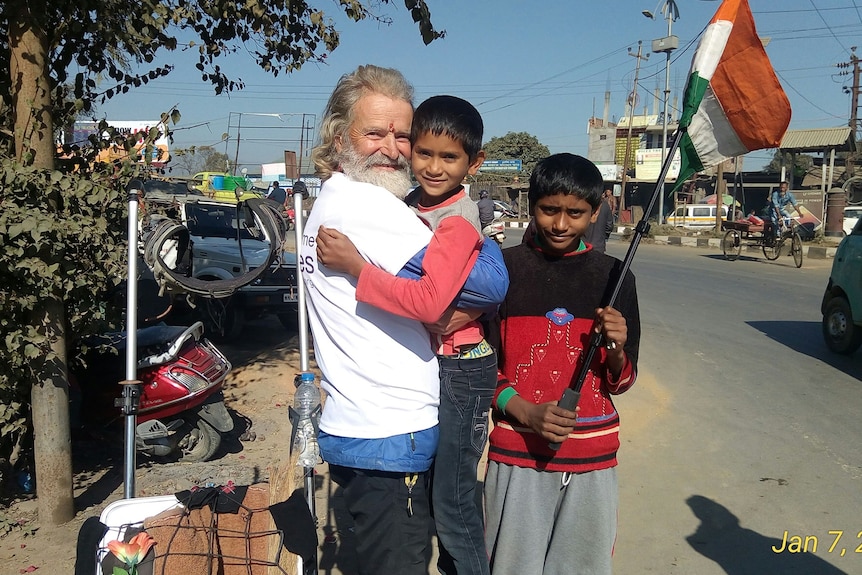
[690,21,733,82]
[689,86,749,167]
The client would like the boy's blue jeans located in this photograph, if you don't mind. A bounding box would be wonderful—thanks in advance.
[432,351,497,575]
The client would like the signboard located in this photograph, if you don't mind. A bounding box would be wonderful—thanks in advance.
[596,164,622,181]
[479,159,522,172]
[635,148,681,181]
[73,120,170,166]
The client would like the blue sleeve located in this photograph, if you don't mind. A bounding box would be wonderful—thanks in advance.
[397,240,509,311]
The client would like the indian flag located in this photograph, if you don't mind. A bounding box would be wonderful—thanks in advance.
[675,0,791,189]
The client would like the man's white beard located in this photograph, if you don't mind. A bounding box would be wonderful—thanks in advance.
[339,143,412,200]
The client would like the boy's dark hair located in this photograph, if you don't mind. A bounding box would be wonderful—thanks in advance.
[411,95,484,162]
[528,153,603,211]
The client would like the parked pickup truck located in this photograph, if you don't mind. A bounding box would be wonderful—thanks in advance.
[143,189,298,340]
[191,171,262,203]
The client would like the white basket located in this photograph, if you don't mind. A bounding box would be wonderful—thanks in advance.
[95,494,303,574]
[97,495,182,570]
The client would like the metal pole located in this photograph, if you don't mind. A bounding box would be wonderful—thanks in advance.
[122,179,144,499]
[291,180,317,574]
[233,112,242,173]
[659,12,672,222]
[293,182,310,372]
[620,41,648,216]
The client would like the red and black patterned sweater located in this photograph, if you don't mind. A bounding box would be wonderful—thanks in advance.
[487,240,640,473]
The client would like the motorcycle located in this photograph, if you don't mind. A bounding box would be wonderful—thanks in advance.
[482,219,507,246]
[71,321,234,462]
[285,206,296,230]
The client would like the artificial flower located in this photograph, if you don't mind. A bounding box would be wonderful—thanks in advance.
[106,532,155,574]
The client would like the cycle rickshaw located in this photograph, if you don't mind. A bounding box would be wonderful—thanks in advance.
[720,217,804,268]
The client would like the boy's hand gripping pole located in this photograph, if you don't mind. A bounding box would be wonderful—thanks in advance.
[548,129,685,451]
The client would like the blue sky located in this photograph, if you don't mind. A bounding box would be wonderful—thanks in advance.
[99,0,862,173]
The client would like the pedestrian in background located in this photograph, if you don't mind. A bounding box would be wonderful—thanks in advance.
[584,187,615,253]
[605,187,617,218]
[266,180,286,207]
[477,189,495,230]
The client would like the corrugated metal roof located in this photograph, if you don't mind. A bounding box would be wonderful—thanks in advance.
[780,127,852,150]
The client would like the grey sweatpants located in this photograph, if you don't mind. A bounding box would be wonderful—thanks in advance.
[484,462,618,575]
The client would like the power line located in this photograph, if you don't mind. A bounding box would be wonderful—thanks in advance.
[775,70,845,120]
[478,43,633,112]
[808,0,852,55]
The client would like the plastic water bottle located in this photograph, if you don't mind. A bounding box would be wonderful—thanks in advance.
[293,372,320,467]
[17,470,33,493]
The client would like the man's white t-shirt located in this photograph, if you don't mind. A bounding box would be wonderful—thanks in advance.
[300,173,438,439]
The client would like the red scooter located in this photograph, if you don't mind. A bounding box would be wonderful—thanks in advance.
[71,321,233,462]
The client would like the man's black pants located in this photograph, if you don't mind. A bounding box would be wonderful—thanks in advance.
[329,464,432,575]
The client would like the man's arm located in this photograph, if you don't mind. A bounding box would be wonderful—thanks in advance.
[791,194,803,216]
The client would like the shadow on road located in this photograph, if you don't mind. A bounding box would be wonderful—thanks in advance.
[686,495,848,575]
[702,253,764,264]
[747,320,862,381]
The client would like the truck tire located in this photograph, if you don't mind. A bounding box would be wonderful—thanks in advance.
[822,296,862,355]
[202,297,245,342]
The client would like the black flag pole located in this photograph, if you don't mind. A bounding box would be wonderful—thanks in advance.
[549,127,687,450]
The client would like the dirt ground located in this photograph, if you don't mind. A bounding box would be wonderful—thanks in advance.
[0,315,367,575]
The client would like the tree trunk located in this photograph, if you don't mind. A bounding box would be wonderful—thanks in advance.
[10,2,75,525]
[10,1,53,168]
[30,298,75,525]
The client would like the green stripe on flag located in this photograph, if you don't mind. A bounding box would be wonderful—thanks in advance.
[679,72,709,129]
[674,132,705,192]
[674,71,710,191]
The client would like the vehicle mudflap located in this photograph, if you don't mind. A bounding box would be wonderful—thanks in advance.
[197,391,234,432]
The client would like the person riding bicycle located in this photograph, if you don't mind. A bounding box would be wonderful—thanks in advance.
[768,181,802,238]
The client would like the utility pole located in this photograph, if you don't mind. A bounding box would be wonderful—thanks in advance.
[620,41,649,216]
[646,0,680,222]
[850,48,859,177]
[839,47,860,175]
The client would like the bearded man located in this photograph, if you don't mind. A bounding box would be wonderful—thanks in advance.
[300,64,438,575]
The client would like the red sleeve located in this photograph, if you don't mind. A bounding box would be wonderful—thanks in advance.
[355,216,481,322]
[606,353,636,395]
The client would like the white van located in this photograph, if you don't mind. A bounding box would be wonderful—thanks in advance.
[665,204,727,229]
[844,206,862,235]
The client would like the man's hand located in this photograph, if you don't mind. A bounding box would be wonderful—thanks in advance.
[505,395,579,444]
[424,307,482,335]
[316,227,367,278]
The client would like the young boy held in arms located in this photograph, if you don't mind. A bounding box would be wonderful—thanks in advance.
[484,153,640,575]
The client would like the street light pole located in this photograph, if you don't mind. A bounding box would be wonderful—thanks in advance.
[620,41,648,216]
[645,0,679,222]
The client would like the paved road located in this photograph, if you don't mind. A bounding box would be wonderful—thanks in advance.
[605,241,861,575]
